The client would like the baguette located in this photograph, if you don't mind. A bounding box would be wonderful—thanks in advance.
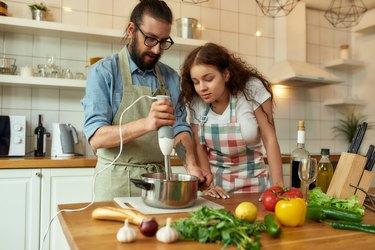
[92,206,146,224]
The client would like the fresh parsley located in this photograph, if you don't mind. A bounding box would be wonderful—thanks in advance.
[172,206,266,250]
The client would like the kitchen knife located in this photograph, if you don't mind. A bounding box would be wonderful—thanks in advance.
[348,124,362,153]
[352,122,368,154]
[365,147,375,172]
[364,145,374,170]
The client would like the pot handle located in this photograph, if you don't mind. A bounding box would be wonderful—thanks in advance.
[130,178,153,191]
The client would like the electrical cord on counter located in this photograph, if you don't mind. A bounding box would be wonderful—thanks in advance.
[39,95,157,250]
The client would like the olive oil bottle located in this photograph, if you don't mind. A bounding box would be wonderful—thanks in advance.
[316,148,334,193]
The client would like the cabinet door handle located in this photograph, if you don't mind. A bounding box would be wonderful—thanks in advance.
[34,171,42,177]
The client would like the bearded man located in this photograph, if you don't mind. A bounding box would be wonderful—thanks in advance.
[81,0,211,201]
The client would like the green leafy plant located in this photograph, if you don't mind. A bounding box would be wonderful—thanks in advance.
[173,206,266,249]
[332,111,371,143]
[28,2,48,11]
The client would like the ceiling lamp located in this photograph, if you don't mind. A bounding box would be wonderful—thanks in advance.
[324,0,367,28]
[255,0,300,17]
[181,0,208,4]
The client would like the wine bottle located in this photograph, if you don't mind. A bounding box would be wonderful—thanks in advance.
[290,120,310,188]
[316,148,334,193]
[34,114,46,156]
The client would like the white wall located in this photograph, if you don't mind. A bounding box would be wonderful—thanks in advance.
[1,0,374,157]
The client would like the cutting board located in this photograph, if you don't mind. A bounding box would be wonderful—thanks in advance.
[114,196,223,214]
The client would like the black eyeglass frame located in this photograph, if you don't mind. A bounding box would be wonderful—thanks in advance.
[134,23,174,50]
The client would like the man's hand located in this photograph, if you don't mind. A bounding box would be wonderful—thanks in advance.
[144,99,175,132]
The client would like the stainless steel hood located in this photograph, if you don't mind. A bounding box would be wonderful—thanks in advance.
[268,2,341,87]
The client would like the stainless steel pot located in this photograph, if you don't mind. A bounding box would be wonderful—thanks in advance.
[176,17,201,39]
[131,173,198,209]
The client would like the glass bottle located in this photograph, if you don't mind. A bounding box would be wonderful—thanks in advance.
[290,121,310,189]
[316,148,334,193]
[34,114,46,156]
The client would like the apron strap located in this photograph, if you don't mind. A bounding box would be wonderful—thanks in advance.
[153,66,170,96]
[229,95,237,123]
[199,106,210,145]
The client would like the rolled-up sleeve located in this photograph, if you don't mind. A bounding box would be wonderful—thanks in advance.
[81,57,120,142]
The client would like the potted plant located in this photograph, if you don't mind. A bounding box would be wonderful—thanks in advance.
[28,2,48,21]
[332,111,372,143]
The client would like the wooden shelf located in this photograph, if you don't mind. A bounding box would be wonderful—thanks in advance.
[324,97,366,107]
[323,59,365,70]
[0,16,207,49]
[0,75,86,89]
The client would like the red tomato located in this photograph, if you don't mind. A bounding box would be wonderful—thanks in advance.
[261,187,283,211]
[285,187,303,198]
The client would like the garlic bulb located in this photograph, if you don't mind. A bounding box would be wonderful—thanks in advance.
[117,219,137,243]
[156,217,179,243]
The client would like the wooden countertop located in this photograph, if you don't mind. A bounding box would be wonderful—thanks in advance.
[0,155,341,169]
[58,191,375,250]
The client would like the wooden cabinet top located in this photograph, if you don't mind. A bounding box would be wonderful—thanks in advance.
[0,155,341,169]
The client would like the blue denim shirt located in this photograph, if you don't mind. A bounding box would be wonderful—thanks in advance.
[81,48,191,141]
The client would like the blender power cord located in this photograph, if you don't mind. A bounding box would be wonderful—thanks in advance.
[39,95,157,250]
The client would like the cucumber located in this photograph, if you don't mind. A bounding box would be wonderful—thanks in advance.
[325,220,375,234]
[264,214,282,238]
[307,206,363,223]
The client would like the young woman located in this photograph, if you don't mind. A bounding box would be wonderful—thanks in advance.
[179,43,284,198]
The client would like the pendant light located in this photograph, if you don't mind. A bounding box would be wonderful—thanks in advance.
[181,0,208,4]
[324,0,367,29]
[255,0,300,17]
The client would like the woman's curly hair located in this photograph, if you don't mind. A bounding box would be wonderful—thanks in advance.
[178,43,274,116]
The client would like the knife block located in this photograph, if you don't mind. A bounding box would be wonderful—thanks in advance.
[356,170,375,204]
[326,152,372,203]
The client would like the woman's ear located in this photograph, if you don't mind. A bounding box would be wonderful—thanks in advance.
[223,68,230,82]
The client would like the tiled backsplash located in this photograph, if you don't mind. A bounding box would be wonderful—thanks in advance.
[1,0,355,156]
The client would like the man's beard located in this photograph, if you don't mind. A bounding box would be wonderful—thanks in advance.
[128,38,161,71]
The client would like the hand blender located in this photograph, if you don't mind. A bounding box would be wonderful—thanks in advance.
[156,95,174,180]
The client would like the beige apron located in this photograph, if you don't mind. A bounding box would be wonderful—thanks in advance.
[95,47,169,201]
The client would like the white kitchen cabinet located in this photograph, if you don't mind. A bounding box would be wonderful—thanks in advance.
[0,167,95,250]
[40,168,95,250]
[0,169,41,250]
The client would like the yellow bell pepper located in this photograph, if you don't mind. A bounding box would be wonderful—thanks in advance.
[275,198,307,227]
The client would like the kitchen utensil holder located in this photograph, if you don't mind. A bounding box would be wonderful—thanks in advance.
[326,152,373,204]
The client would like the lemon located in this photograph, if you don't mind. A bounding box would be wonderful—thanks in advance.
[235,201,257,222]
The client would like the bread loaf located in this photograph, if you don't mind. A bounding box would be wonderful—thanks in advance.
[92,206,146,224]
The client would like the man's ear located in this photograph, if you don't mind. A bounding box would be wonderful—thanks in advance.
[127,22,135,39]
[223,68,230,82]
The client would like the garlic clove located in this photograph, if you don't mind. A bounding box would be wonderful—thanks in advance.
[156,217,179,243]
[117,219,137,243]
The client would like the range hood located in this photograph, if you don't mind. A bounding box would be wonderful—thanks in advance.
[268,2,341,87]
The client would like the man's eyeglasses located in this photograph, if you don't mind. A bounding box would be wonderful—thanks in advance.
[134,23,174,50]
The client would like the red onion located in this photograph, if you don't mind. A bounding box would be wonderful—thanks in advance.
[138,217,159,237]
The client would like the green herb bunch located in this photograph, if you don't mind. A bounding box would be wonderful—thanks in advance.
[28,2,48,11]
[173,206,266,250]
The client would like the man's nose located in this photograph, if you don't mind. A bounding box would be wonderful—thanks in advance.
[151,43,161,54]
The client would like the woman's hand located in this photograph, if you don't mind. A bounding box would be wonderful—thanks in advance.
[203,185,230,199]
[186,166,214,190]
